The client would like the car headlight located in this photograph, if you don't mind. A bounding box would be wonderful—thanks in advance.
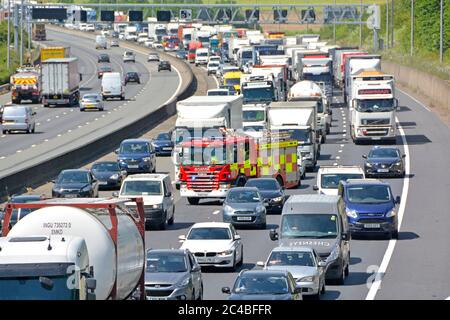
[218,249,233,256]
[298,276,316,282]
[177,277,190,288]
[109,174,119,180]
[365,162,373,168]
[346,208,358,219]
[272,196,284,203]
[386,209,397,217]
[256,205,265,213]
[392,161,402,167]
[142,157,151,162]
[223,205,233,213]
[151,204,163,210]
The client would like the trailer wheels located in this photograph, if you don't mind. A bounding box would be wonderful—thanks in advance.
[187,197,199,205]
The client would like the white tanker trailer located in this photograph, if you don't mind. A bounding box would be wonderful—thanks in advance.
[0,198,146,300]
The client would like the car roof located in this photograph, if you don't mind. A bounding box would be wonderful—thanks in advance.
[318,166,364,174]
[239,269,289,277]
[191,222,232,229]
[121,139,149,144]
[246,178,277,183]
[271,246,315,253]
[343,178,389,186]
[61,169,90,173]
[283,195,340,215]
[92,161,118,165]
[124,173,169,181]
[146,249,187,256]
[228,186,259,192]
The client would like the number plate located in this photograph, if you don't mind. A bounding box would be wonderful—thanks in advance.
[196,193,209,197]
[364,223,380,229]
[163,147,172,151]
[148,297,167,300]
[377,169,390,173]
[86,104,94,108]
[99,181,108,185]
[372,137,381,140]
[128,165,139,169]
[237,216,252,221]
[64,194,77,198]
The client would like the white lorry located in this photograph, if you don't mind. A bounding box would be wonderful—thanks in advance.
[250,64,288,102]
[242,104,267,138]
[288,80,331,142]
[125,25,138,41]
[241,74,277,104]
[0,198,146,300]
[301,53,333,101]
[229,38,250,66]
[194,29,211,48]
[267,101,319,171]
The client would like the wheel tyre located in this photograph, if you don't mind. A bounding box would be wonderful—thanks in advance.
[260,223,266,230]
[321,282,326,295]
[237,248,243,267]
[391,229,399,239]
[198,284,203,300]
[231,252,237,271]
[167,207,174,225]
[31,125,35,133]
[187,197,199,205]
[80,108,85,112]
[301,171,306,179]
[344,263,350,277]
[2,130,6,134]
[158,213,167,230]
[335,266,345,285]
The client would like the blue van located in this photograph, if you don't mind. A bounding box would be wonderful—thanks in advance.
[116,139,156,174]
[338,179,400,239]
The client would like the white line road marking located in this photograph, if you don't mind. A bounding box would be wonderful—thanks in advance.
[340,144,345,147]
[1,135,5,138]
[342,134,346,137]
[78,125,82,128]
[212,210,220,215]
[85,122,90,125]
[36,123,40,126]
[445,296,450,300]
[63,112,67,115]
[338,150,343,153]
[55,115,59,118]
[44,139,49,142]
[107,111,111,114]
[95,118,99,121]
[0,156,5,159]
[365,117,411,300]
[70,109,74,112]
[397,88,431,112]
[31,144,36,148]
[102,114,106,117]
[16,150,22,153]
[57,134,62,137]
[333,163,338,166]
[335,156,340,160]
[47,118,51,122]
[68,130,72,133]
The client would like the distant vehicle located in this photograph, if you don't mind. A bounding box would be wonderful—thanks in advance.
[97,65,112,78]
[111,31,119,38]
[116,173,174,230]
[158,61,171,72]
[145,249,203,300]
[219,84,236,95]
[208,55,221,63]
[0,195,44,231]
[1,105,36,134]
[51,169,99,198]
[91,161,126,190]
[110,39,119,47]
[206,89,229,96]
[363,146,406,178]
[86,24,95,32]
[118,33,125,40]
[217,65,239,80]
[98,53,110,63]
[314,166,365,195]
[147,53,160,62]
[123,51,135,63]
[153,43,164,50]
[175,49,187,60]
[222,187,267,229]
[95,35,107,49]
[80,93,104,112]
[144,39,154,47]
[339,179,400,239]
[124,72,140,85]
[222,270,302,300]
[151,132,174,156]
[179,222,243,271]
[101,72,125,101]
[195,48,209,66]
[116,139,156,174]
[245,178,286,214]
[207,61,220,75]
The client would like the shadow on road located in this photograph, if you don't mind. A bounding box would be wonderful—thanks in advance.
[398,231,420,241]
[350,257,362,265]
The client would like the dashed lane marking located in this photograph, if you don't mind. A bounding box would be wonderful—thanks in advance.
[333,163,338,166]
[212,210,220,215]
[0,156,5,159]
[31,144,36,148]
[16,150,22,153]
[335,156,341,160]
[57,134,62,137]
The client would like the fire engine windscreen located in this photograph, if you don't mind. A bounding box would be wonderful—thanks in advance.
[174,128,223,145]
[278,129,311,144]
[181,146,227,165]
[356,99,395,112]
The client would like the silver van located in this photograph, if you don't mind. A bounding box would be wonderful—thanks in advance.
[269,194,350,285]
[2,105,36,134]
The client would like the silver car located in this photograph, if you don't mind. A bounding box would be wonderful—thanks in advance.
[80,93,104,111]
[123,51,135,63]
[145,249,203,300]
[110,40,119,47]
[257,246,327,299]
[1,105,36,134]
[222,187,267,229]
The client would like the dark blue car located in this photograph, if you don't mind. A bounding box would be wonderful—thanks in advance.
[116,139,156,174]
[339,179,400,239]
[151,132,174,156]
[363,146,406,178]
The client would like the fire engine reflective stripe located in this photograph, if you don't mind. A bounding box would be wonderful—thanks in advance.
[280,154,286,165]
[286,163,293,174]
[261,166,271,176]
[14,78,37,85]
[259,141,298,150]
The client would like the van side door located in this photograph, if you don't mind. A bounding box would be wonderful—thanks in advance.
[163,177,174,219]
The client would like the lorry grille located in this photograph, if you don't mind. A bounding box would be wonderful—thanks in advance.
[146,289,173,297]
[194,252,216,257]
[361,119,390,125]
[363,128,389,136]
[187,172,219,191]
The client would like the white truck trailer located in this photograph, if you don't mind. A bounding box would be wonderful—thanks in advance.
[0,198,146,300]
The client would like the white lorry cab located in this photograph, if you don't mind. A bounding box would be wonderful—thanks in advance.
[314,166,365,195]
[242,103,267,139]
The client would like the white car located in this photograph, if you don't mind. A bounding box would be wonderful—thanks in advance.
[144,39,154,47]
[207,61,220,75]
[101,30,110,37]
[179,222,243,271]
[78,23,87,31]
[137,36,148,44]
[208,56,221,64]
[118,33,126,40]
[152,43,164,50]
[313,165,365,195]
[79,93,104,112]
[86,24,95,32]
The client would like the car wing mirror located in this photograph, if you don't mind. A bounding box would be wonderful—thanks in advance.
[313,185,319,191]
[318,261,327,268]
[362,155,367,159]
[395,196,401,204]
[222,287,231,294]
[256,261,265,268]
[402,154,406,158]
[234,234,241,240]
[341,232,349,241]
[178,235,186,242]
[115,148,120,154]
[269,229,278,241]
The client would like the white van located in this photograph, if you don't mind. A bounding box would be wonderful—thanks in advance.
[95,35,107,49]
[195,48,209,66]
[313,166,365,195]
[101,72,125,101]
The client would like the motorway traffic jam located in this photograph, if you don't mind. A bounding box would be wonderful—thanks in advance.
[0,19,432,301]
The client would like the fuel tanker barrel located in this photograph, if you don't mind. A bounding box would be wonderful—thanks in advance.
[8,205,144,300]
[288,80,323,101]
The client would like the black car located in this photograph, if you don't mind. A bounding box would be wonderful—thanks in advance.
[151,132,174,156]
[363,146,406,178]
[158,61,171,72]
[98,53,110,63]
[52,169,99,198]
[124,72,140,85]
[222,270,302,300]
[0,194,44,231]
[245,178,286,214]
[91,161,126,190]
[111,31,119,38]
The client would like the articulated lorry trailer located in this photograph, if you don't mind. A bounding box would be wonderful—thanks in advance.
[344,54,381,104]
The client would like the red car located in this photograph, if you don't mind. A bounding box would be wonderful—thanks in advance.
[97,65,112,79]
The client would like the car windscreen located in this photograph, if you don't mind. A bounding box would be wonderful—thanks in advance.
[243,110,265,122]
[321,173,364,189]
[146,253,187,273]
[233,275,289,295]
[267,251,315,267]
[156,133,171,140]
[3,108,25,117]
[347,185,391,204]
[369,148,399,158]
[245,179,279,191]
[82,94,100,101]
[58,172,89,184]
[120,142,149,154]
[281,214,338,239]
[227,190,260,203]
[187,227,231,240]
[92,162,119,172]
[121,180,162,196]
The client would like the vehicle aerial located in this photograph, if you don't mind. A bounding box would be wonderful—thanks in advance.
[51,169,99,198]
[175,49,187,60]
[269,195,350,285]
[116,174,174,230]
[10,67,41,104]
[207,60,220,75]
[314,166,365,195]
[91,161,126,189]
[41,58,81,108]
[95,35,107,49]
[257,246,326,299]
[0,198,146,300]
[79,93,104,112]
[222,187,267,229]
[207,89,230,96]
[123,51,136,63]
[110,39,119,47]
[124,72,141,85]
[147,52,160,62]
[1,105,36,134]
[151,132,174,156]
[0,194,44,231]
[219,84,237,95]
[97,53,110,63]
[222,270,302,300]
[244,178,286,214]
[116,139,157,174]
[195,48,209,66]
[158,61,172,72]
[32,23,46,41]
[179,222,243,271]
[101,72,125,101]
[145,249,203,300]
[339,179,400,239]
[97,65,112,79]
[363,146,406,178]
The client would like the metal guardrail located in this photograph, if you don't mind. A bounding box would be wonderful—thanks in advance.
[0,84,10,95]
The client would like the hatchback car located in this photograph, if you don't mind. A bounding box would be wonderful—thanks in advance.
[151,132,174,156]
[2,105,36,134]
[91,161,126,189]
[363,146,406,178]
[116,139,156,174]
[0,194,44,231]
[147,53,160,62]
[245,178,286,214]
[158,61,171,72]
[98,53,110,63]
[52,169,99,198]
[123,51,136,63]
[222,187,267,229]
[110,39,119,47]
[80,93,104,111]
[97,65,112,78]
[145,249,203,300]
[175,49,187,60]
[124,72,141,85]
[222,270,302,300]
